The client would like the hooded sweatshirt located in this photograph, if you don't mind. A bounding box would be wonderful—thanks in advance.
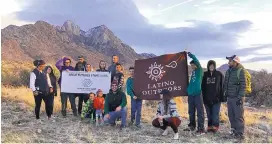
[55,57,75,87]
[104,89,127,114]
[201,60,224,105]
[187,53,203,96]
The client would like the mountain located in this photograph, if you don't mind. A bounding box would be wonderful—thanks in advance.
[139,53,156,58]
[218,64,229,72]
[1,20,149,68]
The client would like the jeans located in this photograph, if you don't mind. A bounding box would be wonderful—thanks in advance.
[104,107,127,126]
[61,92,77,114]
[188,95,205,130]
[152,117,181,133]
[205,103,221,127]
[131,98,143,125]
[34,92,51,119]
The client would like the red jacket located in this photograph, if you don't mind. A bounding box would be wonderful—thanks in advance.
[94,97,105,110]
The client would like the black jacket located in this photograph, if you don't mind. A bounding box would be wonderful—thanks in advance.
[75,61,87,71]
[201,60,224,105]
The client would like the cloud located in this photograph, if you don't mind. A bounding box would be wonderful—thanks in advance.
[13,0,270,60]
[245,56,272,62]
[202,0,219,4]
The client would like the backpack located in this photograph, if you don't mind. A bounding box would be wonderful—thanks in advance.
[237,68,252,95]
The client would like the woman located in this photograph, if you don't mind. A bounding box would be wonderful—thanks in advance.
[86,64,93,72]
[96,60,108,72]
[44,66,57,116]
[152,89,181,140]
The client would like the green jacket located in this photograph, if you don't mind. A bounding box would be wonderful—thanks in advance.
[81,99,94,119]
[126,77,135,97]
[223,64,246,98]
[104,89,127,114]
[187,53,203,96]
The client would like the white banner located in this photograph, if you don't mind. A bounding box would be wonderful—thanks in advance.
[61,71,111,94]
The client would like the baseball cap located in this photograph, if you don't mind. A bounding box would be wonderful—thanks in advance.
[226,55,240,63]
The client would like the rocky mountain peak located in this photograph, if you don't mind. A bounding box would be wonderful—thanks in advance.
[57,20,81,35]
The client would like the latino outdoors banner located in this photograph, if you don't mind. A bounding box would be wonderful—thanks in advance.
[134,52,189,100]
[61,71,111,94]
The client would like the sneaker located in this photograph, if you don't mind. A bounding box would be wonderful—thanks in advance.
[195,129,205,136]
[207,126,213,132]
[135,124,142,129]
[183,126,195,131]
[129,121,134,126]
[162,129,169,136]
[61,111,66,117]
[173,133,179,140]
[229,129,236,136]
[212,126,219,133]
[73,112,78,117]
[235,133,245,140]
[120,125,127,131]
[110,123,116,127]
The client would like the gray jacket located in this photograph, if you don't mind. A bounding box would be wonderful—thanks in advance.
[223,64,246,98]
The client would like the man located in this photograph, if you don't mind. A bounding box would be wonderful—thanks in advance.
[104,82,127,130]
[184,52,205,136]
[75,55,87,71]
[75,55,89,114]
[108,55,119,82]
[55,56,77,117]
[30,60,53,120]
[223,55,246,140]
[126,67,142,128]
[112,63,124,91]
[202,60,224,133]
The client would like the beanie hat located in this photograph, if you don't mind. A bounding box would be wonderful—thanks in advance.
[96,89,103,94]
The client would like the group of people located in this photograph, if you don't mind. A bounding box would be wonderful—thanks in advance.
[29,52,247,140]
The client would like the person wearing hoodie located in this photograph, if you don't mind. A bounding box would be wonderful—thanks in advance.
[30,60,52,121]
[126,67,142,128]
[183,52,205,136]
[201,60,224,133]
[223,55,246,140]
[96,60,108,72]
[104,82,127,130]
[108,55,119,82]
[44,66,57,116]
[55,56,77,117]
[112,63,125,91]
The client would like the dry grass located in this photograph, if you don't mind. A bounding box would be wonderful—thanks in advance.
[1,86,272,143]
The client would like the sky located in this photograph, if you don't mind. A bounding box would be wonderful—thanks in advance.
[1,0,272,72]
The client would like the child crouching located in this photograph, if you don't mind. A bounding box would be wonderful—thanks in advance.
[81,92,96,123]
[94,89,105,126]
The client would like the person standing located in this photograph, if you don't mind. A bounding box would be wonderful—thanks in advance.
[55,56,77,117]
[44,66,57,117]
[108,55,119,82]
[201,60,224,133]
[126,67,142,128]
[104,82,127,130]
[75,56,89,115]
[112,63,124,91]
[152,89,181,140]
[30,60,53,120]
[183,52,205,136]
[96,60,108,72]
[223,55,246,140]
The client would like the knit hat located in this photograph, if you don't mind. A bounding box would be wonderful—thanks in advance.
[226,55,240,63]
[96,89,103,94]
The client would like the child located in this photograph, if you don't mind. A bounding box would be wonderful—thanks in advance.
[94,89,105,126]
[81,92,96,123]
[112,63,124,91]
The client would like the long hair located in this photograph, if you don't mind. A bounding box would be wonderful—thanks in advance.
[99,60,107,70]
[44,66,56,80]
[162,92,173,115]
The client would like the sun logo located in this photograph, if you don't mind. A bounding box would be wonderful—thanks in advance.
[146,62,166,81]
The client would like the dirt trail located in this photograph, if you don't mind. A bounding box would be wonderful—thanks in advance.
[1,98,272,143]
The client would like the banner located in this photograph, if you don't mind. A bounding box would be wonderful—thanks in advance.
[61,71,111,94]
[134,52,189,100]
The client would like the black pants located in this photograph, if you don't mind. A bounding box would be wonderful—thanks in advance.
[48,93,55,115]
[77,94,88,114]
[60,92,77,114]
[34,92,52,119]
